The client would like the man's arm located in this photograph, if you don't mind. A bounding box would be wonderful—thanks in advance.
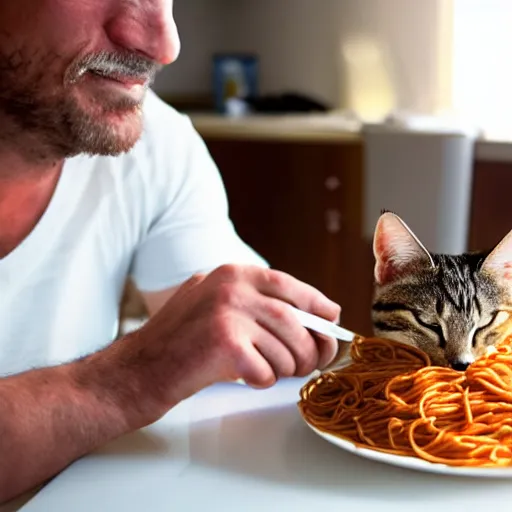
[0,283,182,503]
[0,282,191,503]
[0,341,148,504]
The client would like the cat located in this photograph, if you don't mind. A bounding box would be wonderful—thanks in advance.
[371,210,512,370]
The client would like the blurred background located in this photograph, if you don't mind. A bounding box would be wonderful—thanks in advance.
[123,0,512,335]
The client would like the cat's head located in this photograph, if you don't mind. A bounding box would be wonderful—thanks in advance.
[371,211,512,369]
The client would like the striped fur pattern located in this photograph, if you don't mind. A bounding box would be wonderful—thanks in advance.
[372,212,512,370]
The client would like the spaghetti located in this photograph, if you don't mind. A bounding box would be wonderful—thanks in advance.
[298,336,512,467]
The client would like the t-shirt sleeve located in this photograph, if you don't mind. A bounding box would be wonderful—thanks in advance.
[130,113,268,292]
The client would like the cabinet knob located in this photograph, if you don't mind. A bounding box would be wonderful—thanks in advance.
[325,176,341,191]
[325,209,342,233]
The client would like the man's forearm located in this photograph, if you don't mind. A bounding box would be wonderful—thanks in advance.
[0,341,147,504]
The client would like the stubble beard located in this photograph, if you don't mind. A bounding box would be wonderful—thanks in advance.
[0,46,159,164]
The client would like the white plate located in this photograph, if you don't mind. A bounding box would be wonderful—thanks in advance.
[303,419,512,478]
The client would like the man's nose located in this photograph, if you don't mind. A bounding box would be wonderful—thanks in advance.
[106,0,180,65]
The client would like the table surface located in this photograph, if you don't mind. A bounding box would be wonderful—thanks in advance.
[7,377,512,512]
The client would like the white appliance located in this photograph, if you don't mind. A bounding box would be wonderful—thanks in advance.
[362,119,478,254]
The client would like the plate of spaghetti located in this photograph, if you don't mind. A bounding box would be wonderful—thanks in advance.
[298,336,512,477]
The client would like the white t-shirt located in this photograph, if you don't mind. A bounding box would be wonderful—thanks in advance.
[0,91,266,377]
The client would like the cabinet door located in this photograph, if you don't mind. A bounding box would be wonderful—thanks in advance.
[204,138,374,335]
[469,160,512,251]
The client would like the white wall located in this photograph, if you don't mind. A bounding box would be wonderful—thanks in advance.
[155,0,451,117]
[451,0,512,139]
[152,0,229,97]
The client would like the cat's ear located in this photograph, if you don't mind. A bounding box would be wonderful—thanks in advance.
[373,212,435,285]
[480,229,512,280]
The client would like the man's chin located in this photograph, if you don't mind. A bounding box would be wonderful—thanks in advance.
[63,79,146,155]
[66,99,145,157]
[99,109,144,154]
[77,116,143,157]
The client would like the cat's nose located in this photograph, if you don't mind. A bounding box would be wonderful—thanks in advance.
[449,360,470,371]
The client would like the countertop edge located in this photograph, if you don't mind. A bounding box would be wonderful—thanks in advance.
[188,114,512,162]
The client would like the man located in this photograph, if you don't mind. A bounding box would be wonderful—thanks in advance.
[0,0,341,505]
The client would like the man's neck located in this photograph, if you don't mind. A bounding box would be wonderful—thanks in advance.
[0,147,63,259]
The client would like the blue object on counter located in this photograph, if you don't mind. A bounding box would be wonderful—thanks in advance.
[213,53,259,114]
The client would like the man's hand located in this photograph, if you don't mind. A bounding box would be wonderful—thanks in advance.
[0,264,340,503]
[105,264,341,426]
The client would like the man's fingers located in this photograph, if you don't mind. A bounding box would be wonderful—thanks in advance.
[252,267,341,322]
[237,343,278,389]
[253,298,321,376]
[253,329,297,378]
[173,273,207,298]
[313,333,343,370]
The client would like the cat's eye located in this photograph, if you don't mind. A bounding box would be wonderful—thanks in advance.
[412,312,446,348]
[479,311,507,330]
[472,311,508,347]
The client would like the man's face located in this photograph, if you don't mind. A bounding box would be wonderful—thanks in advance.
[0,1,180,159]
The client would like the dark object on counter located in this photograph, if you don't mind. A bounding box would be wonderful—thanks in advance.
[245,92,328,113]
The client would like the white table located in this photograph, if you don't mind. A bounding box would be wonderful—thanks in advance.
[7,377,512,512]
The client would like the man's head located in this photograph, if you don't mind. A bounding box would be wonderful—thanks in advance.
[0,1,180,161]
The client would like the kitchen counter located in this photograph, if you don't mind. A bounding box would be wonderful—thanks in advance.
[188,112,361,143]
[189,113,512,162]
[474,140,512,163]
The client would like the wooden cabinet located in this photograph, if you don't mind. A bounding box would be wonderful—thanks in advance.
[468,159,512,251]
[204,138,375,335]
